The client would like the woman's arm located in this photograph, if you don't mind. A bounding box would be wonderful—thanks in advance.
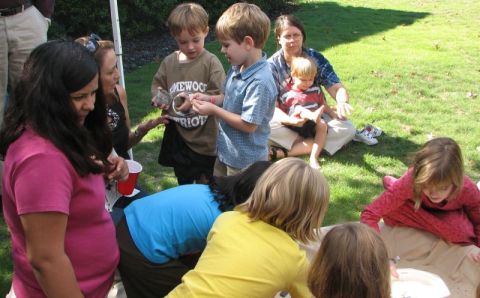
[117,84,166,149]
[20,212,84,298]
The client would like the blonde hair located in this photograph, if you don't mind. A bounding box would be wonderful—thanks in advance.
[167,3,208,36]
[215,2,270,49]
[291,56,317,80]
[412,137,464,209]
[237,157,329,243]
[308,223,391,298]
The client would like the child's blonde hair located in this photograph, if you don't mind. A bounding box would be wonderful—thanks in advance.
[291,56,317,80]
[167,3,208,36]
[412,137,464,209]
[308,223,391,298]
[215,2,270,49]
[237,157,329,243]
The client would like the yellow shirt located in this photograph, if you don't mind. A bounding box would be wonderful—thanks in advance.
[167,211,311,298]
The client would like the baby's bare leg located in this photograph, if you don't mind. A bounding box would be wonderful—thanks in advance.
[287,137,313,157]
[310,120,328,169]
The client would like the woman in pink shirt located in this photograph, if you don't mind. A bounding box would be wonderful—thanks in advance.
[361,137,480,262]
[0,41,125,297]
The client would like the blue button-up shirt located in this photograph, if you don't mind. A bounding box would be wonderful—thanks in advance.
[217,53,277,169]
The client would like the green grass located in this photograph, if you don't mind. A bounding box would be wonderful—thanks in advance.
[1,0,479,294]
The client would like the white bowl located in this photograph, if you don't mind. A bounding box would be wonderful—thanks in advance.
[391,268,450,298]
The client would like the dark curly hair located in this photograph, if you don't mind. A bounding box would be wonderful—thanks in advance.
[209,161,271,211]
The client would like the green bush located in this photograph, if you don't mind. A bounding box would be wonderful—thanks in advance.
[50,0,294,39]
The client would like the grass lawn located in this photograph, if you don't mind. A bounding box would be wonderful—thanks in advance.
[1,0,479,294]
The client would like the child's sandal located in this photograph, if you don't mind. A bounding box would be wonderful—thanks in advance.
[269,146,288,161]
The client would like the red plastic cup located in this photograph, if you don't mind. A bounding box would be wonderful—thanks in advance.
[117,160,142,195]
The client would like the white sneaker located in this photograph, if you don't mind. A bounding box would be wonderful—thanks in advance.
[353,129,378,145]
[364,124,382,137]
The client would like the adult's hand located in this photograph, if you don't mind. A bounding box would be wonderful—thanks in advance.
[336,102,353,120]
[106,155,129,182]
[138,116,169,133]
[327,83,353,120]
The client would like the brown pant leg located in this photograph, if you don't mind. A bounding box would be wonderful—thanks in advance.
[116,217,192,297]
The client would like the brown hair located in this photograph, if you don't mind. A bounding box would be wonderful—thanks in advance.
[215,2,270,49]
[167,2,209,36]
[291,56,317,79]
[412,137,464,209]
[274,14,307,48]
[237,157,329,243]
[308,223,391,298]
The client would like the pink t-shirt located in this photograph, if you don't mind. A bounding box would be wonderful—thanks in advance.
[2,128,119,297]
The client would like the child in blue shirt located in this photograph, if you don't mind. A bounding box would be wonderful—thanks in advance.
[191,3,277,176]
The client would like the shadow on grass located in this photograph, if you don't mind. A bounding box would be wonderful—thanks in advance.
[0,4,433,294]
[337,134,419,176]
[118,1,432,222]
[297,2,430,52]
[321,134,420,226]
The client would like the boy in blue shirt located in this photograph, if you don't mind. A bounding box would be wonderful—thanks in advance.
[191,3,277,176]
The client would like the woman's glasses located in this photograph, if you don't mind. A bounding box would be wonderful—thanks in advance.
[280,33,302,41]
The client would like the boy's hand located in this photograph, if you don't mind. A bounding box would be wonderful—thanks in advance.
[151,87,172,110]
[191,99,217,115]
[283,110,308,127]
[304,105,325,122]
[190,92,209,102]
[174,92,193,112]
[151,95,169,110]
[293,106,320,122]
